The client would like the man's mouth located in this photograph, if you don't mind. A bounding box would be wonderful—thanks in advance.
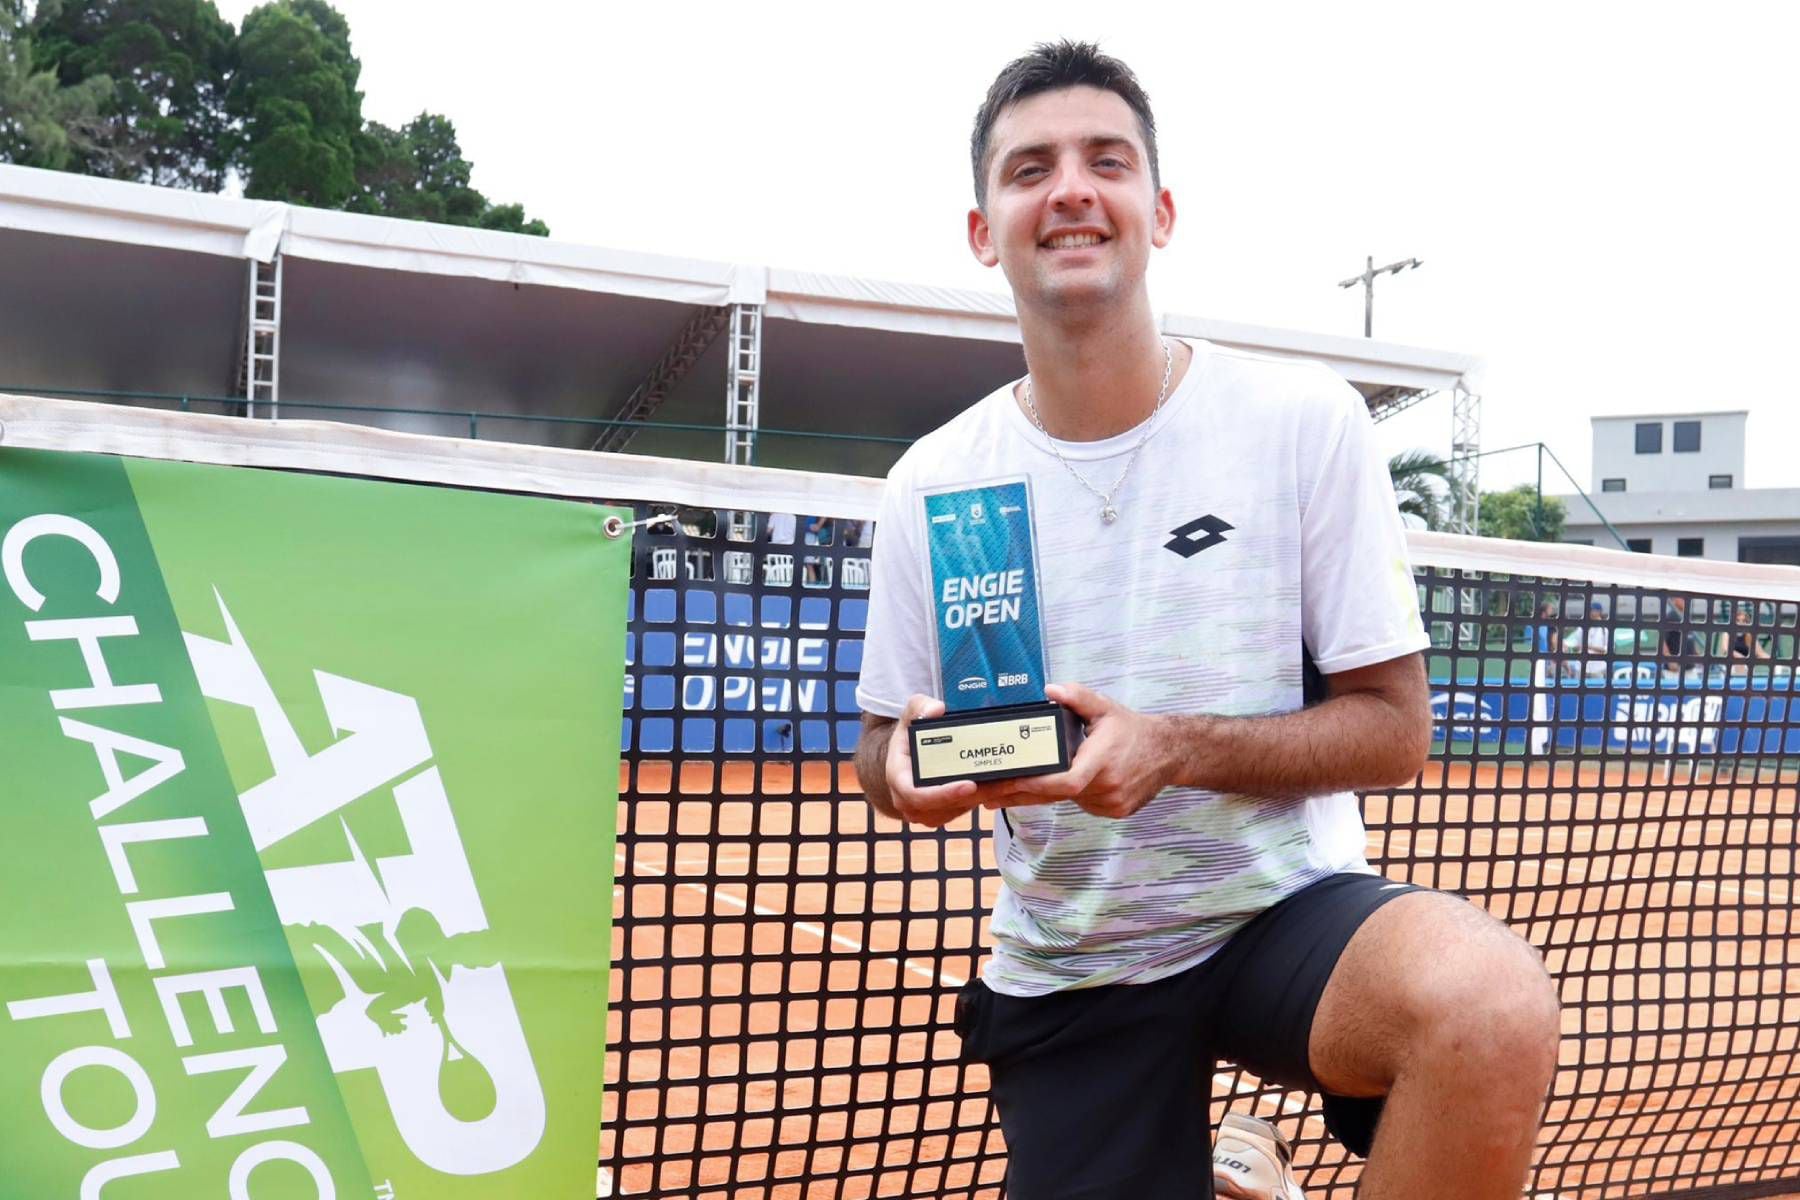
[1040,232,1109,250]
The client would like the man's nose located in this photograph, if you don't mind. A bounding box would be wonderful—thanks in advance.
[1047,160,1098,211]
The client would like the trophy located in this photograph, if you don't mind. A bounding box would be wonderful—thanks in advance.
[907,477,1084,787]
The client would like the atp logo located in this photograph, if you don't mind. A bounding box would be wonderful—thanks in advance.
[185,592,546,1176]
[1163,514,1234,558]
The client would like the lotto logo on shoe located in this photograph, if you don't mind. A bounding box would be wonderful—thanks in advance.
[1212,1113,1307,1200]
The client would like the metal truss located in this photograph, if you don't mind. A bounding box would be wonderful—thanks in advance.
[1447,386,1483,534]
[1366,386,1435,424]
[591,305,731,453]
[234,256,282,418]
[724,303,762,465]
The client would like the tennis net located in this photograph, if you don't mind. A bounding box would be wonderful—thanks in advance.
[9,397,1793,1200]
[601,497,1800,1200]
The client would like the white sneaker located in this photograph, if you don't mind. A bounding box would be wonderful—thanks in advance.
[1212,1113,1307,1200]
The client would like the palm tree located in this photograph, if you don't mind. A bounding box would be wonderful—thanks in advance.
[1389,449,1451,530]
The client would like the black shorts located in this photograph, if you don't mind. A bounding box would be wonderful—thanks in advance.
[954,872,1431,1200]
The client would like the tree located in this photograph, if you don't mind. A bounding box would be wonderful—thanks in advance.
[30,0,234,189]
[0,0,112,169]
[17,0,549,235]
[1477,483,1567,542]
[226,0,362,205]
[1388,449,1451,531]
[477,201,548,237]
[350,110,548,235]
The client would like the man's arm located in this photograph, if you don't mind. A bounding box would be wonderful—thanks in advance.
[853,698,993,828]
[854,713,902,819]
[988,652,1431,820]
[1158,651,1431,797]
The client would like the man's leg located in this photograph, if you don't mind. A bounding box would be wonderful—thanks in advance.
[957,972,1218,1200]
[1306,891,1561,1199]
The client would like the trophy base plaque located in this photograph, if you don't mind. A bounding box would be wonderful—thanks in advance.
[909,700,1085,788]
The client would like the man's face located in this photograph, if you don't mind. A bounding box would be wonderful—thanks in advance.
[969,85,1174,315]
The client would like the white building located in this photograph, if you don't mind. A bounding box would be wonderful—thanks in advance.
[1555,411,1800,565]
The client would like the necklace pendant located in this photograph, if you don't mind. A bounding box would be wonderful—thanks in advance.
[1100,504,1119,525]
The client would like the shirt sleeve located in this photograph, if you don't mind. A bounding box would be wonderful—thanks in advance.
[855,461,938,718]
[1298,372,1431,675]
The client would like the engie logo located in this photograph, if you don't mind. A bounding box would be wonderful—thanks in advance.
[956,676,988,692]
[188,594,547,1176]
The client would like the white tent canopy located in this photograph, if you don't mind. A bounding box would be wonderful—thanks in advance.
[0,164,1479,476]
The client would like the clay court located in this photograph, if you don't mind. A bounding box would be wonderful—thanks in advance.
[598,754,1800,1200]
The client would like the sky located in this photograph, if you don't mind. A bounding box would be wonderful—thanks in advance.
[212,0,1800,495]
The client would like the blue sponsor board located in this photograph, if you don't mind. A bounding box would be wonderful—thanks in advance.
[1429,661,1799,756]
[922,478,1049,711]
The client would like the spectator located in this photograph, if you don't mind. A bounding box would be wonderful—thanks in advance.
[764,511,797,545]
[1530,599,1560,752]
[1563,600,1610,684]
[804,516,834,546]
[1659,596,1706,681]
[1729,604,1771,675]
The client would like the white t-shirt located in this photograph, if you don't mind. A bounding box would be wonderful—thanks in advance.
[856,339,1429,996]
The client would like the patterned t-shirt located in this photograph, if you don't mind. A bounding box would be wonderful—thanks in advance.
[855,339,1430,996]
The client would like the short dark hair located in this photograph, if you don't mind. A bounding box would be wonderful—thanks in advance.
[970,40,1159,210]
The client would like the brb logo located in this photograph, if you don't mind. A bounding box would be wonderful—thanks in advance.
[187,594,546,1177]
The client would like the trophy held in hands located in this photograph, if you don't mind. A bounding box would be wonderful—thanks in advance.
[908,478,1084,788]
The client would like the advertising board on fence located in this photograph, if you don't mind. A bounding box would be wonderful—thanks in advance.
[0,448,628,1199]
[1431,662,1796,757]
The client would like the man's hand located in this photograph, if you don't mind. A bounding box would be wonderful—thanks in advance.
[985,682,1176,820]
[873,695,986,828]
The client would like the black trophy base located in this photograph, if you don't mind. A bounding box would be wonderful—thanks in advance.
[909,700,1085,788]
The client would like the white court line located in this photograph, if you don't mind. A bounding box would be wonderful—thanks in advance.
[613,845,963,987]
[611,843,1328,1131]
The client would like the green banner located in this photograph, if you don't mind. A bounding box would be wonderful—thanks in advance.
[0,448,627,1199]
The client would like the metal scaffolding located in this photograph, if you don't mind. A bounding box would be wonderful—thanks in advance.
[1448,385,1483,534]
[591,305,730,454]
[235,256,282,419]
[724,303,762,465]
[1366,386,1436,424]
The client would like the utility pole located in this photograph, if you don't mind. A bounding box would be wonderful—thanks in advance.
[1338,255,1422,338]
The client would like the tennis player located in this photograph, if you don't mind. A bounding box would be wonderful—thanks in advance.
[853,41,1561,1200]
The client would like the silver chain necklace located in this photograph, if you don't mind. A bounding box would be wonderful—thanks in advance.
[1022,338,1174,524]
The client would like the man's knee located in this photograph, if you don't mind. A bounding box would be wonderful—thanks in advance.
[1408,927,1561,1090]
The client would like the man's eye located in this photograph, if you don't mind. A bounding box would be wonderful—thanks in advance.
[1095,157,1127,169]
[1013,165,1045,181]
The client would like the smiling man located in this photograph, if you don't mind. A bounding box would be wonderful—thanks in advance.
[851,41,1561,1200]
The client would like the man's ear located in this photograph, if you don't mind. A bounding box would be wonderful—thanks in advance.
[968,207,1000,267]
[1151,186,1176,249]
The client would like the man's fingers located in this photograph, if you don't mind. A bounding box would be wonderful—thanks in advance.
[901,694,946,728]
[1045,681,1107,720]
[987,770,1081,800]
[890,696,946,767]
[904,779,978,807]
